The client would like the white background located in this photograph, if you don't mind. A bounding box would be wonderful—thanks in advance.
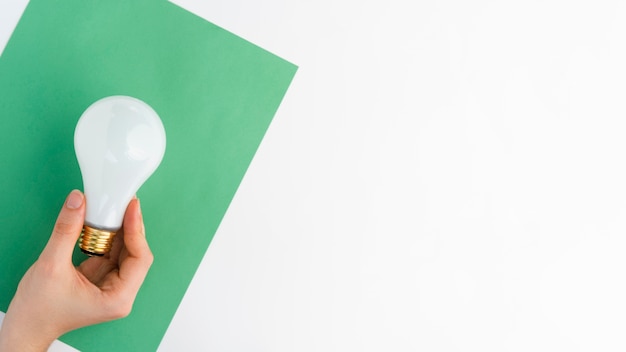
[3,0,626,351]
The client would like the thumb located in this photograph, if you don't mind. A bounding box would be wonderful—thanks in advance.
[40,190,86,264]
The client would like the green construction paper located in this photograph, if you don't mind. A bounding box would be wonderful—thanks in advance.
[0,0,297,350]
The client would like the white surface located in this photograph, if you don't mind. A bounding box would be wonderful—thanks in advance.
[3,1,626,351]
[161,1,626,351]
[0,0,28,57]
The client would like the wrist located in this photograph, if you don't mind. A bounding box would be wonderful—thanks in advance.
[0,314,57,352]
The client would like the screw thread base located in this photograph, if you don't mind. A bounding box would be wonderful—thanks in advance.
[79,226,116,256]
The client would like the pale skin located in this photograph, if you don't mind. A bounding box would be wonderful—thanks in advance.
[0,190,153,351]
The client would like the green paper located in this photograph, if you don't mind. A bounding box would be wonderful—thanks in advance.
[0,0,297,350]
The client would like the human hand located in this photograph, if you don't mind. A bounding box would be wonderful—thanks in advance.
[0,190,153,352]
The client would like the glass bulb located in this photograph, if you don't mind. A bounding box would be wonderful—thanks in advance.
[74,95,166,256]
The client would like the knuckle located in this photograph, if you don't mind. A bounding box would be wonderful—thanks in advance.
[53,218,76,237]
[34,260,62,277]
[145,251,154,266]
[134,240,154,266]
[105,299,133,320]
[115,305,132,319]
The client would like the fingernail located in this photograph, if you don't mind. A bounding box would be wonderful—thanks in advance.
[66,190,83,209]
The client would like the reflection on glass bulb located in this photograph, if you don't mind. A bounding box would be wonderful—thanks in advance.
[74,96,166,256]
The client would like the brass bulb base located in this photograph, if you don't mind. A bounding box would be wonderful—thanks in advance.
[79,226,116,256]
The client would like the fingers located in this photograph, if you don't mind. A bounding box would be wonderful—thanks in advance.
[117,199,153,295]
[39,190,85,264]
[107,229,125,264]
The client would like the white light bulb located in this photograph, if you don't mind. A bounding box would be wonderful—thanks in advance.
[74,96,166,256]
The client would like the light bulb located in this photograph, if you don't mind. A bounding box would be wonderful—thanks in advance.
[74,95,166,256]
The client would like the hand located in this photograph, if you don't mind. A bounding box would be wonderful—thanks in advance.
[0,190,153,351]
